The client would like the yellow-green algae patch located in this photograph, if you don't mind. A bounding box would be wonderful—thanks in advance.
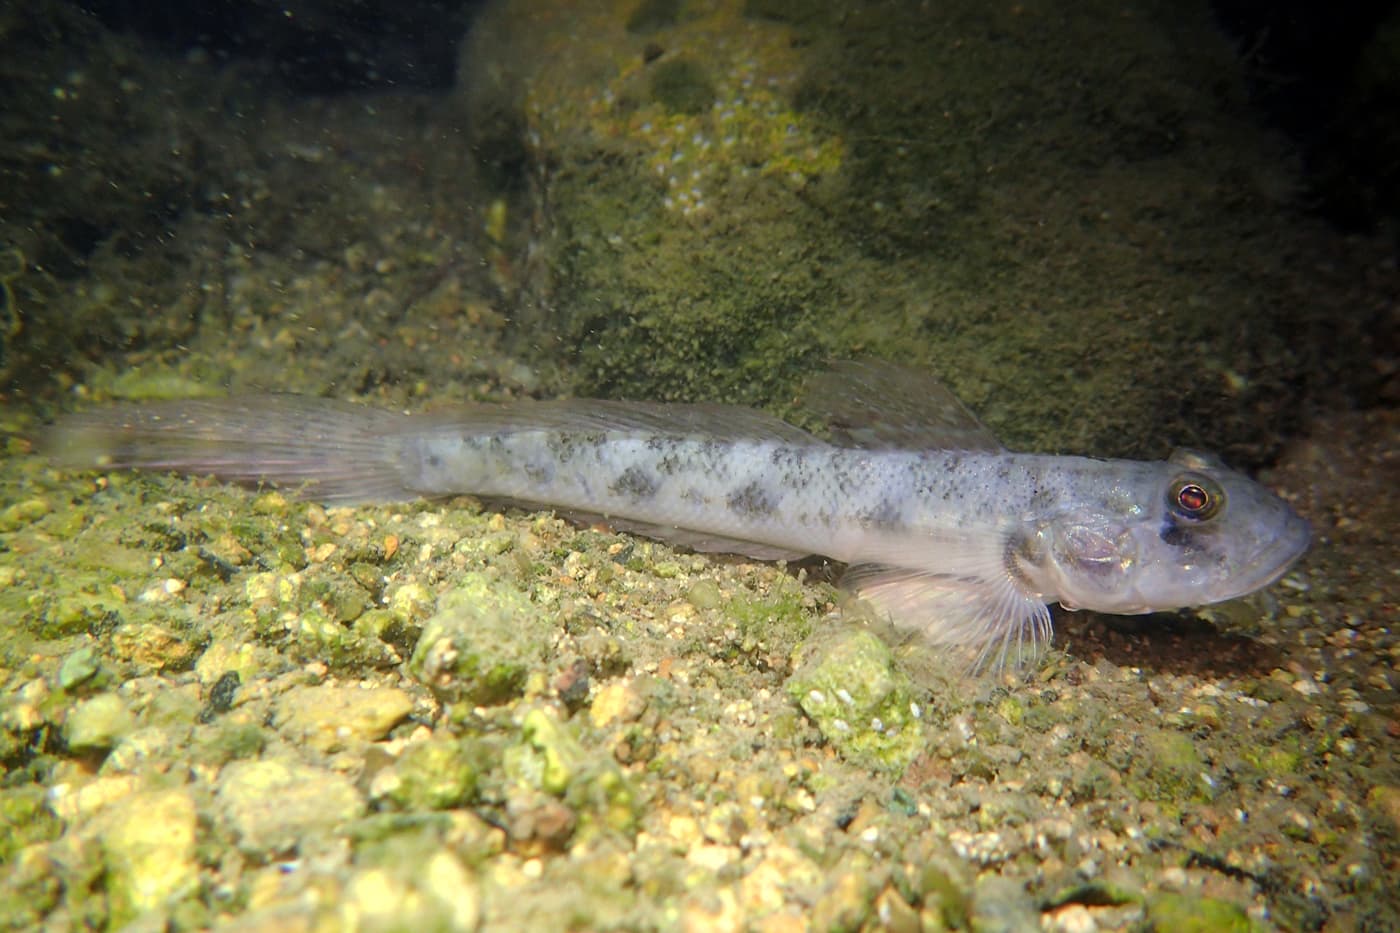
[515,0,844,215]
[508,705,640,840]
[408,571,554,705]
[462,0,849,407]
[95,787,199,926]
[786,628,924,773]
[371,736,483,811]
[1145,893,1262,933]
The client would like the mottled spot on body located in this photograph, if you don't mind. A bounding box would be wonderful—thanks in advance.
[858,498,903,528]
[610,465,659,500]
[727,480,777,516]
[769,446,809,470]
[834,467,863,496]
[696,439,729,473]
[546,435,574,462]
[524,460,554,484]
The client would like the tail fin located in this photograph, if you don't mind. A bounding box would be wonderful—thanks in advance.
[46,395,421,505]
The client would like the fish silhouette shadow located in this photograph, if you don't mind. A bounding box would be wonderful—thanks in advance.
[1056,609,1282,678]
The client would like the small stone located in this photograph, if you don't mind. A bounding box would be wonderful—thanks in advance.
[104,726,179,774]
[680,888,741,931]
[0,497,51,531]
[110,622,198,671]
[65,693,136,752]
[276,684,413,753]
[243,572,281,606]
[916,852,973,926]
[1045,903,1098,933]
[785,629,924,773]
[507,706,639,837]
[810,862,873,931]
[97,788,198,923]
[739,845,823,917]
[685,579,723,610]
[408,573,548,705]
[57,645,101,690]
[516,707,584,796]
[46,774,141,824]
[589,679,646,728]
[388,582,435,623]
[373,737,480,810]
[217,758,364,857]
[342,849,481,932]
[194,639,261,688]
[137,577,187,603]
[1366,785,1400,835]
[873,886,921,933]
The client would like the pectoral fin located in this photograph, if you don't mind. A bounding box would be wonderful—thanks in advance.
[844,561,1052,670]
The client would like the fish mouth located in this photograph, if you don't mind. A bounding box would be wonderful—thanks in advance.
[1213,511,1312,602]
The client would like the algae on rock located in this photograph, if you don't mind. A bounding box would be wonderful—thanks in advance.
[786,628,925,774]
[408,572,552,706]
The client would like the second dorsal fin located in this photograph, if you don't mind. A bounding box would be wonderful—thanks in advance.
[802,360,1005,452]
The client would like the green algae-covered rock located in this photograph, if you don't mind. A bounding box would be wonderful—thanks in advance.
[1128,729,1211,809]
[1145,893,1259,933]
[0,497,51,532]
[810,853,877,931]
[786,629,924,773]
[374,737,481,811]
[506,706,639,839]
[915,852,974,931]
[64,693,136,752]
[407,572,550,705]
[0,786,60,864]
[56,645,101,691]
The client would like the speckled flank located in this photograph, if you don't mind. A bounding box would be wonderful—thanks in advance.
[401,425,1143,564]
[395,412,1305,630]
[726,481,777,518]
[609,465,659,500]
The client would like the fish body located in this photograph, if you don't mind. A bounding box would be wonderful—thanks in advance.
[48,363,1310,664]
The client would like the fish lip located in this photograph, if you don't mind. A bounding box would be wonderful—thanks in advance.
[1216,512,1312,601]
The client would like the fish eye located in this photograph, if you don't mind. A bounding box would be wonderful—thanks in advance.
[1167,473,1223,522]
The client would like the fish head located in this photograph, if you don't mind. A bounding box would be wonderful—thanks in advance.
[1036,449,1310,615]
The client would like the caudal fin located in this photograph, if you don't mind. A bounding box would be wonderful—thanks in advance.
[46,395,420,505]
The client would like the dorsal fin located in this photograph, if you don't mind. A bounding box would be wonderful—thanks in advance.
[802,361,1005,451]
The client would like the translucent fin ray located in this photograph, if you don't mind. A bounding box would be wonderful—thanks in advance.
[803,360,1004,451]
[47,395,419,505]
